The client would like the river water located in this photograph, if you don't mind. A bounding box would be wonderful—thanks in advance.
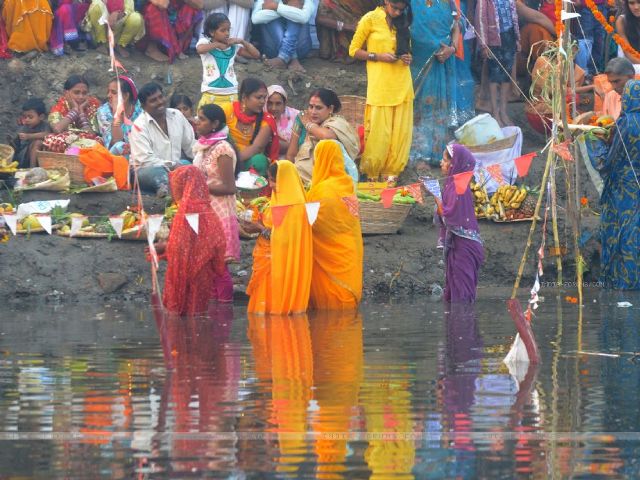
[2,289,640,478]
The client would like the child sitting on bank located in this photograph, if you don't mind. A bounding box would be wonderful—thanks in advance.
[170,93,198,134]
[11,99,49,168]
[195,13,260,110]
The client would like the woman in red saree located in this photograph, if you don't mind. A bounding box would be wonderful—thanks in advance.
[142,0,203,62]
[162,165,227,315]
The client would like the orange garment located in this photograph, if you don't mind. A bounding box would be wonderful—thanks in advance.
[270,160,313,315]
[78,144,130,190]
[1,0,52,52]
[246,208,273,314]
[269,314,314,474]
[310,311,363,477]
[603,90,622,120]
[518,22,554,72]
[222,102,270,150]
[307,140,363,310]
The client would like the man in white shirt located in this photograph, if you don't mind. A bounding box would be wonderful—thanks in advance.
[129,82,196,196]
[251,0,315,72]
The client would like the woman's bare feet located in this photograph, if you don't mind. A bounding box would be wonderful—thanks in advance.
[116,44,130,58]
[476,97,492,112]
[500,111,514,127]
[264,57,287,69]
[178,52,188,60]
[288,58,306,73]
[145,43,169,62]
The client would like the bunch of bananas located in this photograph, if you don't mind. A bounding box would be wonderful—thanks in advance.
[491,185,527,209]
[470,181,490,217]
[0,157,18,173]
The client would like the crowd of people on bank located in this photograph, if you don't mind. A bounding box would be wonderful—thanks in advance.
[4,0,640,310]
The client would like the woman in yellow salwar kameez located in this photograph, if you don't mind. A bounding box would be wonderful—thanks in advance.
[1,0,52,52]
[307,140,363,310]
[246,160,313,315]
[348,0,414,182]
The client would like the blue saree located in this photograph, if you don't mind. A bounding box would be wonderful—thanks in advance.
[410,0,475,166]
[600,80,640,289]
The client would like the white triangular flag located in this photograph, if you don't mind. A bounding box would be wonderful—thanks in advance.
[109,216,124,238]
[2,214,17,235]
[70,216,86,237]
[146,215,164,244]
[560,10,580,20]
[185,213,199,234]
[305,202,320,226]
[37,214,52,234]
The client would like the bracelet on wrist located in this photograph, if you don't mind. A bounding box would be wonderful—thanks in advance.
[368,52,376,62]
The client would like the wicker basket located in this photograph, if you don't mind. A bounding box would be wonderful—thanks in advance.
[357,181,389,196]
[36,151,85,184]
[466,134,517,153]
[359,201,412,235]
[339,95,366,128]
[0,144,15,165]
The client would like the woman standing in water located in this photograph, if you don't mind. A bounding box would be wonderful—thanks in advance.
[436,144,484,302]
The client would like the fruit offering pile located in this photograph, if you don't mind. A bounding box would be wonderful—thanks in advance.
[356,187,417,205]
[236,196,269,222]
[472,181,537,221]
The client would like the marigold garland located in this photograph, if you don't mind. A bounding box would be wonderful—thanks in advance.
[555,0,564,36]
[585,0,640,59]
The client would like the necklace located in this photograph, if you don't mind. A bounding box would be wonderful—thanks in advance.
[238,122,252,135]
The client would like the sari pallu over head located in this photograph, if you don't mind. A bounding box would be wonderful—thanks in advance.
[163,166,226,315]
[442,143,479,233]
[307,140,363,309]
[270,160,313,315]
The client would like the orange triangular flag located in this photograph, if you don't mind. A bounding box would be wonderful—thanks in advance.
[271,205,289,227]
[514,152,537,177]
[453,171,474,195]
[381,187,398,208]
[552,141,573,162]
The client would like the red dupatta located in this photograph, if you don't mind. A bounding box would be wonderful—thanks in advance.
[163,166,227,315]
[232,101,280,161]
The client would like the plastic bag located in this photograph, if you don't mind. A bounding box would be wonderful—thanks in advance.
[454,113,505,146]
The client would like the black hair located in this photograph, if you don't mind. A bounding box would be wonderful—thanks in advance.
[64,74,89,91]
[387,0,412,56]
[268,162,278,182]
[138,82,163,105]
[204,13,231,39]
[624,1,640,53]
[239,78,268,143]
[169,93,193,110]
[22,98,46,116]
[309,88,341,112]
[116,78,136,104]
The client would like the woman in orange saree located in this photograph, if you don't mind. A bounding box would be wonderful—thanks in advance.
[1,0,52,53]
[246,160,313,315]
[307,140,363,310]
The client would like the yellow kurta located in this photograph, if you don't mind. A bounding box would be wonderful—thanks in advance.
[349,6,414,180]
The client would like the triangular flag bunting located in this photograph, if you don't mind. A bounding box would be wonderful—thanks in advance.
[560,10,580,20]
[70,216,87,237]
[146,215,163,244]
[342,195,359,217]
[305,202,320,225]
[381,187,398,209]
[2,213,17,235]
[185,213,199,234]
[486,164,506,185]
[514,152,537,177]
[271,205,289,228]
[552,142,573,162]
[36,214,52,234]
[453,170,474,195]
[405,183,424,204]
[109,216,124,238]
[422,178,442,203]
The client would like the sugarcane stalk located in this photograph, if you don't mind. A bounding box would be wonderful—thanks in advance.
[510,147,553,299]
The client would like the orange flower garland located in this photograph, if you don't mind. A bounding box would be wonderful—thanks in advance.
[555,0,564,36]
[585,0,640,59]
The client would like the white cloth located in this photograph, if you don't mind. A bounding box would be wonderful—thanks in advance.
[129,108,196,169]
[251,0,315,25]
[196,38,240,95]
[229,3,251,39]
[471,126,523,194]
[617,45,640,75]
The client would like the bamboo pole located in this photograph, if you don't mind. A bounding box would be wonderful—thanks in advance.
[549,163,563,285]
[510,147,553,299]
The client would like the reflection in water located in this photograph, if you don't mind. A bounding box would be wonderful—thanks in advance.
[4,296,640,477]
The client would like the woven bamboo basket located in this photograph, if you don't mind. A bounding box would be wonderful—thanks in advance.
[36,151,85,184]
[339,95,366,128]
[357,181,388,196]
[14,168,70,191]
[359,201,412,235]
[0,144,15,165]
[466,133,517,154]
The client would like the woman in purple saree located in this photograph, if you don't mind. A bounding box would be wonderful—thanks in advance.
[436,143,484,303]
